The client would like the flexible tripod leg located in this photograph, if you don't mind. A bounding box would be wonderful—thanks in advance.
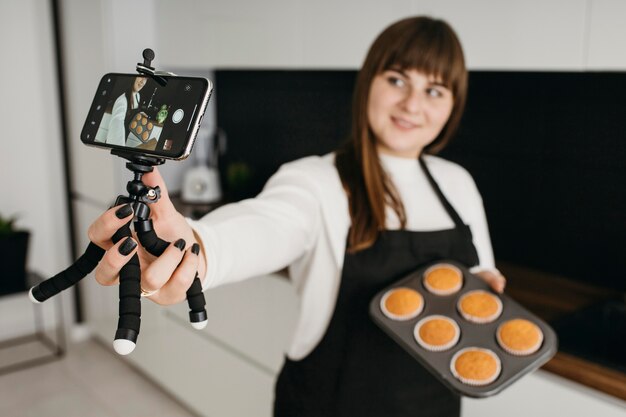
[135,219,208,329]
[110,223,142,355]
[29,242,105,303]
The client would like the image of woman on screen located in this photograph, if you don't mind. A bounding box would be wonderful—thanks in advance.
[105,76,146,147]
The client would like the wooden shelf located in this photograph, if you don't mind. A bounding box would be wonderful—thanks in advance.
[543,352,626,400]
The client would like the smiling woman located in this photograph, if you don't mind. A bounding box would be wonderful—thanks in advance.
[336,15,468,253]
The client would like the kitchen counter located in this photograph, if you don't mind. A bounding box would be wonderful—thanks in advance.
[499,261,626,400]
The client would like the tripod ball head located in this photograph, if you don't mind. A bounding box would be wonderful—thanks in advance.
[142,48,155,68]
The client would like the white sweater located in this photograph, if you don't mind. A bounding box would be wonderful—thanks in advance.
[188,152,497,360]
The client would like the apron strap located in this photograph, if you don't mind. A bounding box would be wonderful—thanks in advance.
[418,156,465,229]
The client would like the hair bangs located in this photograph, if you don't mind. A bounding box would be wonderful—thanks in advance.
[378,21,464,93]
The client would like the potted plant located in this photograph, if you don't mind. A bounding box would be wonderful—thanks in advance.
[0,213,30,296]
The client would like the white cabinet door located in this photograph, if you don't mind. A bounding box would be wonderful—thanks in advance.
[92,273,298,417]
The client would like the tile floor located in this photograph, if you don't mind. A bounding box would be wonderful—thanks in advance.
[0,338,198,417]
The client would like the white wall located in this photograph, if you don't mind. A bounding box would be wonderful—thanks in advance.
[151,0,625,70]
[0,0,72,339]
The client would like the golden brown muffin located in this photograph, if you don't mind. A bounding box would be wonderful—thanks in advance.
[423,264,463,295]
[414,315,460,352]
[497,318,543,356]
[136,126,143,134]
[135,114,142,120]
[130,121,137,129]
[457,290,502,323]
[380,287,424,321]
[141,117,148,126]
[142,131,149,141]
[147,122,154,130]
[451,347,501,386]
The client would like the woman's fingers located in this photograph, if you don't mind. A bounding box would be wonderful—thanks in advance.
[140,238,188,294]
[148,244,201,305]
[94,237,138,286]
[88,204,134,250]
[474,270,507,294]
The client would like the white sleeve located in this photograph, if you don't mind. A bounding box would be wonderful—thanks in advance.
[106,94,127,146]
[187,161,323,290]
[458,172,500,275]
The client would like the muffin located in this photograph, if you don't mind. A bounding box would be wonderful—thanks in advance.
[135,114,142,120]
[451,347,501,386]
[141,117,148,125]
[130,120,137,129]
[497,318,543,356]
[423,263,463,295]
[380,287,424,321]
[136,126,143,134]
[457,290,502,323]
[147,122,154,130]
[142,131,149,141]
[414,315,460,352]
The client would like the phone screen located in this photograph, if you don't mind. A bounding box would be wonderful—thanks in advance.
[81,73,212,160]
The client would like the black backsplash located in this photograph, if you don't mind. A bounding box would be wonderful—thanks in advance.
[215,69,626,292]
[441,72,626,292]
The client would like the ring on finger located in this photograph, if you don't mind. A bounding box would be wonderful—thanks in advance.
[140,286,159,297]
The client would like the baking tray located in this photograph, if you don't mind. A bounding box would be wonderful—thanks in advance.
[128,112,155,143]
[369,260,558,398]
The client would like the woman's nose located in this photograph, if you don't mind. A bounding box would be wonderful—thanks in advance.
[401,89,424,114]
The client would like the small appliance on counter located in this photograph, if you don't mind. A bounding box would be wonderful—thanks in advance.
[182,126,222,204]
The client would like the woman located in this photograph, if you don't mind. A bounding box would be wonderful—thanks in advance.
[105,76,146,146]
[90,16,506,417]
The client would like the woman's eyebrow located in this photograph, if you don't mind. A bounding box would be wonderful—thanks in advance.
[386,68,449,88]
[387,67,407,77]
[428,80,447,87]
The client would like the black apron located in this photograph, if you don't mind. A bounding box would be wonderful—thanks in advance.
[274,157,480,417]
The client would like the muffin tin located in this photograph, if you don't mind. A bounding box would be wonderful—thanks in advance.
[128,112,155,143]
[369,260,558,398]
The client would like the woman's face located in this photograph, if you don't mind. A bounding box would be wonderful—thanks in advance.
[367,68,454,158]
[133,77,147,92]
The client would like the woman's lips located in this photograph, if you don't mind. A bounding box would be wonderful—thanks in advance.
[391,116,419,130]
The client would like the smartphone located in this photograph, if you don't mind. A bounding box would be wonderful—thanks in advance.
[81,73,213,160]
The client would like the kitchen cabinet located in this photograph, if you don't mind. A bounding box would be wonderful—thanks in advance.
[90,272,298,417]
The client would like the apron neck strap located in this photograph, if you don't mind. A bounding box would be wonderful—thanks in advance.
[418,156,465,228]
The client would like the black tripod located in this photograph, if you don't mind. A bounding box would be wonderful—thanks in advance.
[30,152,208,355]
[29,49,208,355]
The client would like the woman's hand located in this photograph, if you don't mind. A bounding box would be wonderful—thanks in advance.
[87,167,207,305]
[473,270,506,294]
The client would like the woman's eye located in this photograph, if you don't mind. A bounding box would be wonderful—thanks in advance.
[426,88,444,98]
[387,76,406,88]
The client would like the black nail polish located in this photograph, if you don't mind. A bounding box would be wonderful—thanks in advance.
[115,204,133,219]
[191,243,200,255]
[174,238,186,251]
[119,237,137,255]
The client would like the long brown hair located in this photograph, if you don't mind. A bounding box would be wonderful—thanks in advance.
[335,16,468,253]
